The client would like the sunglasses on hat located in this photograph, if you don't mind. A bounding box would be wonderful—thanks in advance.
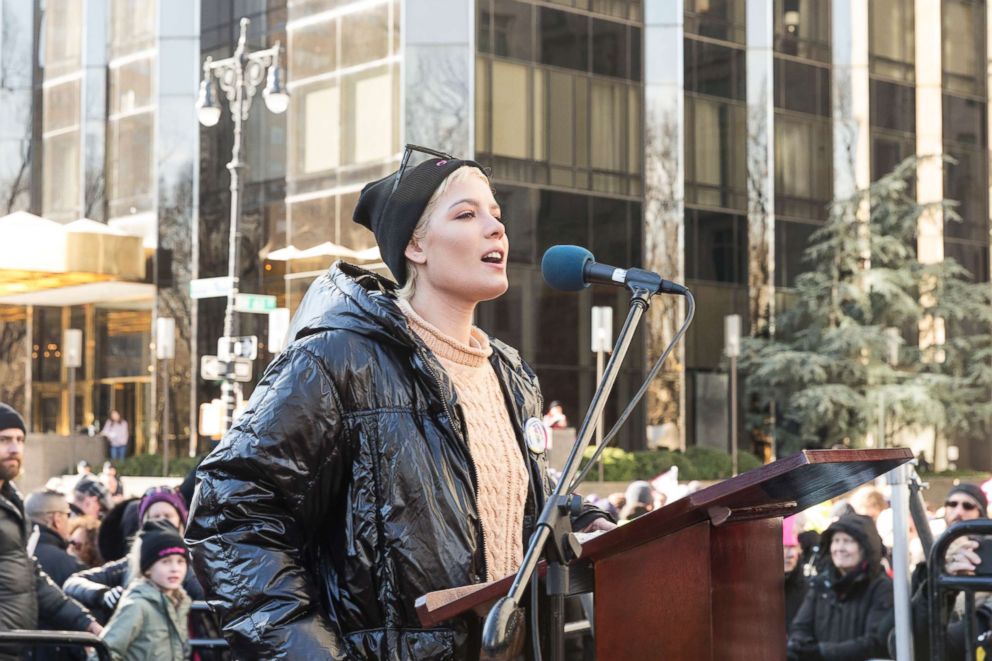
[945,499,979,511]
[389,144,455,196]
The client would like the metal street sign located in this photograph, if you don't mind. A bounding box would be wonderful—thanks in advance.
[234,293,277,313]
[268,308,291,353]
[63,329,83,368]
[591,306,613,353]
[200,355,253,382]
[190,276,234,299]
[217,335,258,361]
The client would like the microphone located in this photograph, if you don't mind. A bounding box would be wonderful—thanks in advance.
[541,245,688,296]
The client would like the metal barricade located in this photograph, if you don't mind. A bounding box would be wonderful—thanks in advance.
[0,630,111,660]
[0,602,230,661]
[928,519,992,661]
[190,600,230,655]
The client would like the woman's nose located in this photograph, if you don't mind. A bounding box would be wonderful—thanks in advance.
[484,213,504,238]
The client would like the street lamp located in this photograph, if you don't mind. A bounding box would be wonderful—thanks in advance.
[197,17,289,432]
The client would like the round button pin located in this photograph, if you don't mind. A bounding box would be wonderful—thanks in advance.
[524,417,548,455]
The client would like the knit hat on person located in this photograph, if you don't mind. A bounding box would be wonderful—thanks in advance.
[139,525,188,574]
[948,483,988,517]
[137,487,189,526]
[0,403,26,434]
[352,154,487,285]
[782,515,800,547]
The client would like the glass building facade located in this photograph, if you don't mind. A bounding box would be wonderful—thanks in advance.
[0,0,990,467]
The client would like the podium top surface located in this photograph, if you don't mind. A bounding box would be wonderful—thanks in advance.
[581,447,912,561]
[415,447,912,627]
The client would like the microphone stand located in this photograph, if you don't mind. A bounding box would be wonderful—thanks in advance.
[482,287,654,660]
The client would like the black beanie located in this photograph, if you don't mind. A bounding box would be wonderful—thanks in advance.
[948,483,988,517]
[139,524,188,574]
[353,154,487,285]
[0,403,25,435]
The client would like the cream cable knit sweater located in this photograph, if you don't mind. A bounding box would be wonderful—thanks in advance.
[398,299,529,581]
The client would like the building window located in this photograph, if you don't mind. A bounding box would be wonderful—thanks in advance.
[110,0,156,59]
[684,0,746,45]
[774,59,831,118]
[943,94,986,147]
[493,0,534,61]
[774,219,819,287]
[774,115,832,219]
[107,113,155,219]
[774,0,831,62]
[871,134,915,183]
[685,96,747,211]
[684,38,746,101]
[870,81,916,134]
[44,0,83,78]
[944,143,988,242]
[942,0,986,96]
[539,7,589,72]
[944,240,990,282]
[684,208,747,284]
[869,0,915,81]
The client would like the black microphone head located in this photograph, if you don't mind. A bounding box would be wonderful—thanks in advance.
[542,245,594,292]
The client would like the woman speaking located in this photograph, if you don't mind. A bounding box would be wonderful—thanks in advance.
[186,146,612,660]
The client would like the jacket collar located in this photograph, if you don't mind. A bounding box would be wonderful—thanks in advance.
[0,481,24,522]
[35,523,68,550]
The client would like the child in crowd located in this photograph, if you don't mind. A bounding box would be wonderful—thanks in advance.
[99,524,191,661]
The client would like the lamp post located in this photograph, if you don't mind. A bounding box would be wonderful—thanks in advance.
[197,17,288,431]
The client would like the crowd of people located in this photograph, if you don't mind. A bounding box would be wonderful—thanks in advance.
[778,480,992,660]
[0,402,200,660]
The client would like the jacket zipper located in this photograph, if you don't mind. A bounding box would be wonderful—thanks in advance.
[418,347,489,583]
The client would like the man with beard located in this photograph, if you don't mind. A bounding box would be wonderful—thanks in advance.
[0,403,101,660]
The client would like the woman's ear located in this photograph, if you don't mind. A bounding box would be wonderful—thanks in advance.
[404,237,427,266]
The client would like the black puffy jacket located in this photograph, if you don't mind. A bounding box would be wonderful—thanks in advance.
[187,264,606,659]
[0,482,94,660]
[788,514,894,661]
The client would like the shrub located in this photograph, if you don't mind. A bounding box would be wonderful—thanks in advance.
[582,445,763,481]
[115,453,204,478]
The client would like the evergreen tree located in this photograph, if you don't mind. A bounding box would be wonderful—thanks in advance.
[740,157,991,455]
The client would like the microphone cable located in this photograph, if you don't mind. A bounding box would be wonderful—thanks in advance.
[568,289,697,492]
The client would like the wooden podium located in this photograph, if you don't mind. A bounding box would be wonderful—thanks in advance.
[416,448,913,660]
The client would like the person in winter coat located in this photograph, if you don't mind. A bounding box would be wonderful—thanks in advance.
[185,146,614,660]
[0,403,101,661]
[787,513,893,660]
[64,489,202,623]
[783,515,809,634]
[100,525,191,661]
[24,489,87,586]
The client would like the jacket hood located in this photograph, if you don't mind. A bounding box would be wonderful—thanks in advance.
[820,513,884,577]
[287,262,412,347]
[286,262,526,371]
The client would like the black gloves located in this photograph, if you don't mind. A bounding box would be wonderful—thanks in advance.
[787,638,823,661]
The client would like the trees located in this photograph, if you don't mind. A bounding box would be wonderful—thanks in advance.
[740,158,992,455]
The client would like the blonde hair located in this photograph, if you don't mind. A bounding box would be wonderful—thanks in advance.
[395,165,492,300]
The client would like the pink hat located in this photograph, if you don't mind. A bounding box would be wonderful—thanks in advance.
[782,515,800,547]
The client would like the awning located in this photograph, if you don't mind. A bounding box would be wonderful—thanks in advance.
[0,212,147,300]
[262,242,382,262]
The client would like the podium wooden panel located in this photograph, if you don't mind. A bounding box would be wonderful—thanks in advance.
[416,448,912,660]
